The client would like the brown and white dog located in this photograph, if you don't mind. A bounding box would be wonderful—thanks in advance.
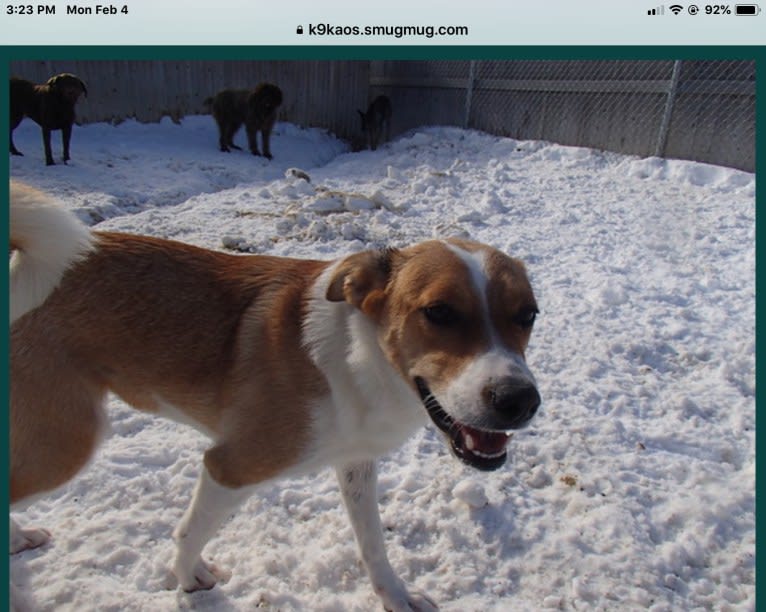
[9,180,540,611]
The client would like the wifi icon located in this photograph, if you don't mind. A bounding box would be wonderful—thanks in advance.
[669,4,684,13]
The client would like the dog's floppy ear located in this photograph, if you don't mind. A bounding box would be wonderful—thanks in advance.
[326,248,396,315]
[46,73,71,88]
[46,73,87,97]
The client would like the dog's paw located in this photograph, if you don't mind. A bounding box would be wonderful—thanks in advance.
[182,561,217,592]
[396,590,438,612]
[376,583,439,612]
[175,558,231,592]
[10,526,51,554]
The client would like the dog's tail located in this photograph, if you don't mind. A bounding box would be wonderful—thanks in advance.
[9,181,94,324]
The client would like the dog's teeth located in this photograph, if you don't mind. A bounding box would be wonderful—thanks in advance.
[474,450,505,459]
[465,434,476,451]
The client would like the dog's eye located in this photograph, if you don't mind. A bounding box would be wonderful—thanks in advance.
[423,303,460,327]
[514,308,538,329]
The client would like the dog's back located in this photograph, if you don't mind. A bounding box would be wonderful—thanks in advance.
[208,89,250,152]
[11,74,86,129]
[210,89,250,124]
[10,78,37,122]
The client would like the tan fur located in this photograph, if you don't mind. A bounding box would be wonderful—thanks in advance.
[12,233,537,502]
[11,232,328,500]
[484,248,536,354]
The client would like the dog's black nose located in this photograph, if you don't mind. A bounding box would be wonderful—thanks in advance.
[482,378,540,428]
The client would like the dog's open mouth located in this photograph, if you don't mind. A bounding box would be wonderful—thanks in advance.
[414,377,510,471]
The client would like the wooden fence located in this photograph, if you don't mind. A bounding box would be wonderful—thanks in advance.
[10,59,755,171]
[10,60,371,143]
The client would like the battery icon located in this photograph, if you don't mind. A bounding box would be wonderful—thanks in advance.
[735,4,760,14]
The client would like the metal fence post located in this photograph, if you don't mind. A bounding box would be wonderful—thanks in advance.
[464,60,477,129]
[655,60,682,158]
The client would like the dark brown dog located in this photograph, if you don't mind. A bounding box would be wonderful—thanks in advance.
[205,83,283,159]
[10,73,88,166]
[357,95,392,151]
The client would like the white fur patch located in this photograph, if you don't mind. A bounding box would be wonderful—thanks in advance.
[10,182,94,324]
[444,242,490,306]
[301,266,427,468]
[155,396,216,440]
[444,242,499,343]
[441,347,537,427]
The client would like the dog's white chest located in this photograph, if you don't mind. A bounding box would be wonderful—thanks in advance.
[307,389,427,468]
[302,298,428,467]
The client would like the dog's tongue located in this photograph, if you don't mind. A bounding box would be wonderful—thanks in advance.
[460,425,510,456]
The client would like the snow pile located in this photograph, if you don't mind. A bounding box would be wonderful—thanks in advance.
[10,116,755,611]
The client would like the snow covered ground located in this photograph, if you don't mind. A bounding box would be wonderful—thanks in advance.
[9,115,755,611]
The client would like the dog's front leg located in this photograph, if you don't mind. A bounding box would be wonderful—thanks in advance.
[261,125,274,159]
[337,461,438,612]
[61,123,72,162]
[41,126,55,166]
[172,463,251,592]
[245,123,261,157]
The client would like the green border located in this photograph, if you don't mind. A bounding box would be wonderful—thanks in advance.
[2,45,765,61]
[2,47,763,609]
[756,50,763,612]
[1,52,9,611]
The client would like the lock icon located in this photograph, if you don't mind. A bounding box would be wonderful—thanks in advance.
[296,25,304,34]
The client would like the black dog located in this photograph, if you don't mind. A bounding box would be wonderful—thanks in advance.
[10,73,88,166]
[357,95,392,151]
[205,83,283,159]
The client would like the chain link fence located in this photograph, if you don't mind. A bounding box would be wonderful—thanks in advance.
[370,60,755,172]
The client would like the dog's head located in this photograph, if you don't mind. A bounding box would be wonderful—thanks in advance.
[250,83,283,116]
[327,239,540,471]
[46,73,87,102]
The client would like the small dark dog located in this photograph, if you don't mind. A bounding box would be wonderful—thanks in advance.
[10,73,88,166]
[205,83,283,159]
[357,95,392,151]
